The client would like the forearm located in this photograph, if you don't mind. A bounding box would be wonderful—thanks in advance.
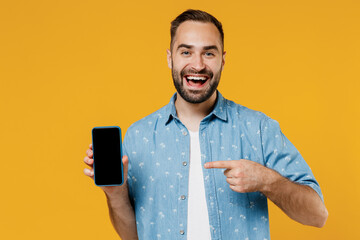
[261,169,328,227]
[105,193,138,240]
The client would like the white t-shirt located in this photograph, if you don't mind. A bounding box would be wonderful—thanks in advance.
[187,130,211,240]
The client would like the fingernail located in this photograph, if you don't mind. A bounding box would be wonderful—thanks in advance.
[85,169,92,175]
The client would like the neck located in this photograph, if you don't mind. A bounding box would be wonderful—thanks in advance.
[174,91,217,131]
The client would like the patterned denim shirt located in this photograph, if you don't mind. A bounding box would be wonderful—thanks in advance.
[122,91,323,240]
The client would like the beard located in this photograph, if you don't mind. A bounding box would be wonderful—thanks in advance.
[171,64,222,104]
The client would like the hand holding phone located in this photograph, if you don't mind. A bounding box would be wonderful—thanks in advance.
[84,141,138,238]
[84,126,129,198]
[83,139,137,238]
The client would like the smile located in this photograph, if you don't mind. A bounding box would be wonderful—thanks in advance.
[184,75,209,88]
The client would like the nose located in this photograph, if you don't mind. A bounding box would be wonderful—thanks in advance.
[190,54,205,72]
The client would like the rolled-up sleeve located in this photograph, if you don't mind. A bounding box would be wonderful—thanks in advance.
[260,117,324,202]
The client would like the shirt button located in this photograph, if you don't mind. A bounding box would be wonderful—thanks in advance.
[181,195,186,200]
[180,230,185,235]
[182,131,187,136]
[182,161,187,166]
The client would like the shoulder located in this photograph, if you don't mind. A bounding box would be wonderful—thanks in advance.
[124,103,169,140]
[224,97,272,125]
[226,98,283,136]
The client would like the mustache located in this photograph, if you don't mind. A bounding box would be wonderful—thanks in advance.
[180,69,213,79]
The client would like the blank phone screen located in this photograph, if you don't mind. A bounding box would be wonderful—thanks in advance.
[92,127,123,186]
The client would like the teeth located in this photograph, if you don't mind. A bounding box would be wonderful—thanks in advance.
[186,76,207,81]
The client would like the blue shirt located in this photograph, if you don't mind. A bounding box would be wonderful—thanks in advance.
[122,91,323,240]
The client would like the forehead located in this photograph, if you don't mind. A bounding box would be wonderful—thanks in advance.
[173,21,222,50]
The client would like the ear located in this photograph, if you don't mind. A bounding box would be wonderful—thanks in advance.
[222,51,226,69]
[166,49,172,69]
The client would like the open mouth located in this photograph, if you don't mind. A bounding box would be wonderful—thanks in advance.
[184,75,209,88]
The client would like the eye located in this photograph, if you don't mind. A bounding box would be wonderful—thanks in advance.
[181,51,190,56]
[205,52,215,57]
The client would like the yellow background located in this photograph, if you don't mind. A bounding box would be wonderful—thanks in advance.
[1,0,359,239]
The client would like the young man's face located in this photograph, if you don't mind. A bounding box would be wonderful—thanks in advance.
[167,21,226,104]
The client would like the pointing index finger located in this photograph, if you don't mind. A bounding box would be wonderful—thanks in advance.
[204,161,236,169]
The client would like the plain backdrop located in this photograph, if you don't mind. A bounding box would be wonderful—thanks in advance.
[0,0,359,239]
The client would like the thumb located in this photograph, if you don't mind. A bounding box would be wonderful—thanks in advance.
[122,155,129,182]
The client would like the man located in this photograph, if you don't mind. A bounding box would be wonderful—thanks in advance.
[84,9,328,240]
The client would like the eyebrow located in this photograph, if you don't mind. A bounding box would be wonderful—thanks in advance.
[177,44,219,52]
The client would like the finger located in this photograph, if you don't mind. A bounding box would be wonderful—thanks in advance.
[224,168,242,178]
[89,143,92,150]
[226,177,242,186]
[84,168,94,179]
[86,149,93,158]
[226,177,235,185]
[122,155,129,180]
[229,184,246,193]
[224,168,230,176]
[84,156,93,167]
[204,160,236,169]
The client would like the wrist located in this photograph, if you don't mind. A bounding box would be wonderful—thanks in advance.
[260,168,283,195]
[105,191,131,208]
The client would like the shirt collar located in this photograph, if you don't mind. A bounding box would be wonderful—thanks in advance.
[165,90,228,125]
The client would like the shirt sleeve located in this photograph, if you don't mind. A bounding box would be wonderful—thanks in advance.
[260,117,324,202]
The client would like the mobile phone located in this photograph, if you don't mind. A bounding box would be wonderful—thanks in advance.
[91,126,124,186]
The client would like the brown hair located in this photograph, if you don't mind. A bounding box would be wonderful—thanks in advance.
[170,9,224,51]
